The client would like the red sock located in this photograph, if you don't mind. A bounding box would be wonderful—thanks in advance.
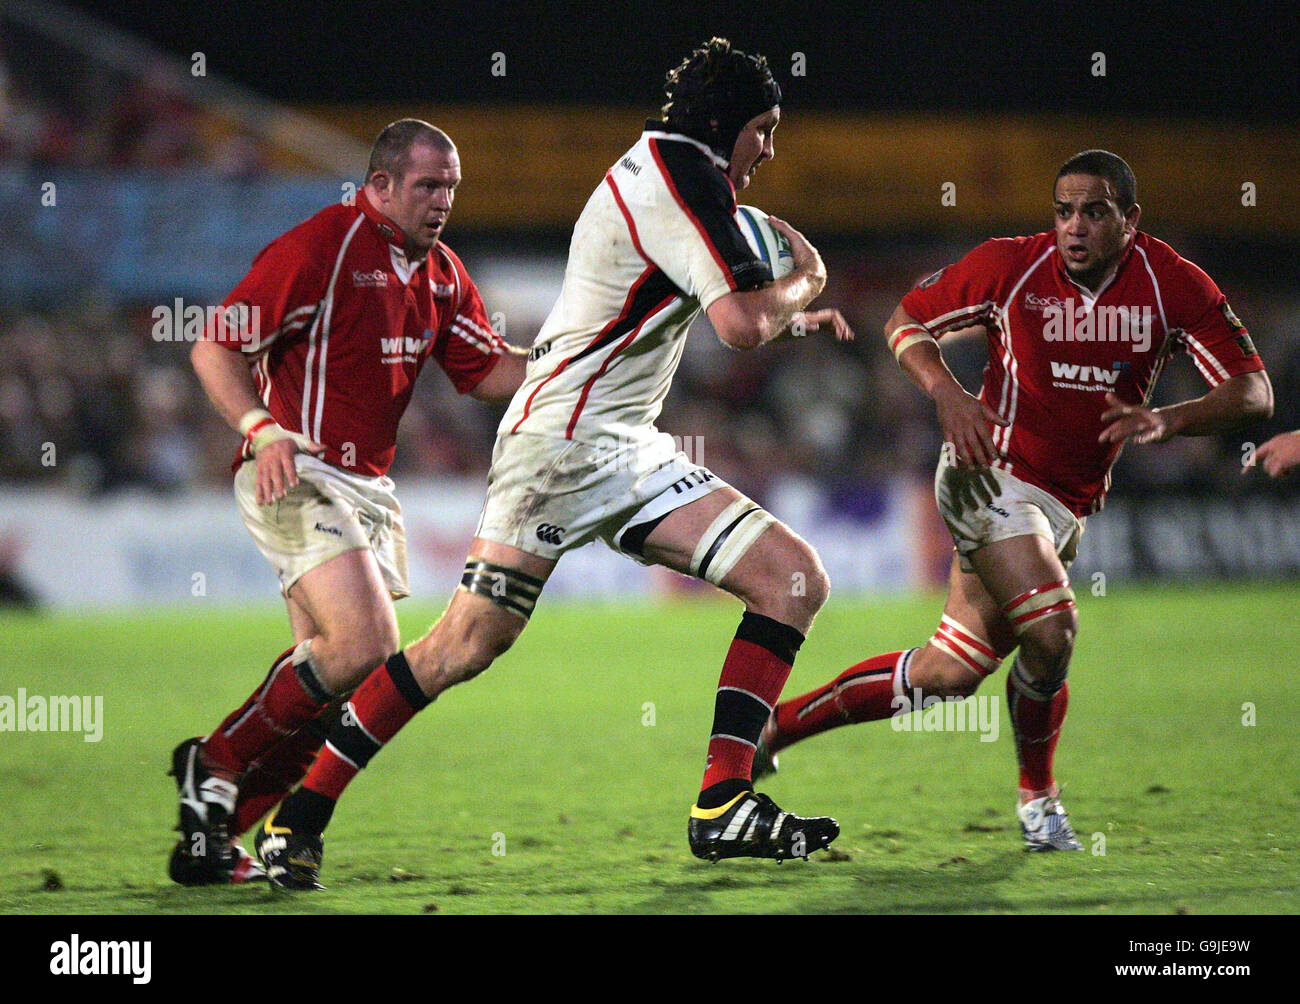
[230,700,343,836]
[1006,659,1069,793]
[699,613,804,802]
[203,642,333,777]
[770,650,909,752]
[301,651,430,802]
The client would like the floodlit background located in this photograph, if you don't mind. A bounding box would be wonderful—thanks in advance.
[2,0,1299,923]
[2,0,1298,608]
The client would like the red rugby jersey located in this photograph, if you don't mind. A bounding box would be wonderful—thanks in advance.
[211,189,505,476]
[902,231,1265,515]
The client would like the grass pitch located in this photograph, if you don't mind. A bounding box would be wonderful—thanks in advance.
[1,582,1297,914]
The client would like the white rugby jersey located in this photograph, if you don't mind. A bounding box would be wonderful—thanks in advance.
[500,123,773,446]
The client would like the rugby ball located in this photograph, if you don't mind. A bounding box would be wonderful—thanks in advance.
[735,205,795,279]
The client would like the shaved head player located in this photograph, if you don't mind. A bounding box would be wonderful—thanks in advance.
[172,120,527,884]
[755,150,1272,849]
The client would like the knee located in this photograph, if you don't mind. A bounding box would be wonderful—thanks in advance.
[734,538,829,627]
[789,546,831,618]
[315,623,398,691]
[912,649,984,699]
[1017,611,1077,674]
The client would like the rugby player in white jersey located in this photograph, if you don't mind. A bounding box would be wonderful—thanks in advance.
[256,38,855,888]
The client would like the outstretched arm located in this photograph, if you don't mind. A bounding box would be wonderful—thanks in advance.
[1098,371,1274,445]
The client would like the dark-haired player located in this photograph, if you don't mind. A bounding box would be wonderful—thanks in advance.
[755,150,1272,849]
[257,38,854,887]
[172,120,527,883]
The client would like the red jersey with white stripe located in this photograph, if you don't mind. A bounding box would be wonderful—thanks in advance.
[212,189,505,476]
[500,123,771,446]
[902,231,1265,515]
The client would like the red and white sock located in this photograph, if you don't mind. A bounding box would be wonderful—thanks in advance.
[203,641,334,779]
[273,652,432,834]
[769,649,913,752]
[1006,657,1068,798]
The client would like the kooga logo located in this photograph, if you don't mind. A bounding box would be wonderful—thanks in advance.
[353,269,388,287]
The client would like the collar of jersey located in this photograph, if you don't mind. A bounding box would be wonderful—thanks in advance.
[356,188,428,266]
[1052,229,1141,301]
[642,121,731,172]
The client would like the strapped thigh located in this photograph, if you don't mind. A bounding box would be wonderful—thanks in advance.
[928,614,1009,680]
[688,498,775,586]
[460,558,546,621]
[1002,579,1076,637]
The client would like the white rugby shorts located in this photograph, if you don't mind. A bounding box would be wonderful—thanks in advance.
[934,451,1084,573]
[234,453,410,598]
[475,431,726,561]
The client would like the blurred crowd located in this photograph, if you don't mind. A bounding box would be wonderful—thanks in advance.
[2,17,1296,507]
[0,24,270,176]
[2,246,1297,508]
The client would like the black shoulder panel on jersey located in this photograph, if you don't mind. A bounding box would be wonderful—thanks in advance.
[570,267,682,364]
[651,139,772,293]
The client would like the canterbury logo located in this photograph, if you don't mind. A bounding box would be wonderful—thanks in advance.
[535,523,565,544]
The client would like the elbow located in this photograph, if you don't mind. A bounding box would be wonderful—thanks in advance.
[708,290,777,350]
[716,326,762,351]
[1250,373,1275,422]
[714,311,774,351]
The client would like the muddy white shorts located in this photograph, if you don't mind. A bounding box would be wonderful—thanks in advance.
[475,431,726,561]
[934,452,1084,573]
[234,453,410,598]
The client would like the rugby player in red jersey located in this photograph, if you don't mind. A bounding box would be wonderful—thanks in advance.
[754,150,1273,849]
[170,120,527,883]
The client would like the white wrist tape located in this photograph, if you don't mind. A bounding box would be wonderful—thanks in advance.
[888,323,937,362]
[238,407,312,455]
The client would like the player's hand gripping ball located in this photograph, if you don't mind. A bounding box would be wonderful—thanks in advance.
[735,205,794,279]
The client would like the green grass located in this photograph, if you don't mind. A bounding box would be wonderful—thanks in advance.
[1,583,1297,914]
